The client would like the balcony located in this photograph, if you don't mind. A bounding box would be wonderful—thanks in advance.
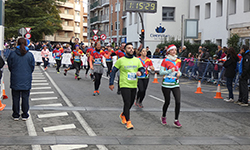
[83,22,88,27]
[57,1,74,8]
[75,27,81,33]
[55,36,71,42]
[83,33,88,36]
[90,1,100,10]
[122,11,127,19]
[90,16,101,24]
[59,13,74,20]
[62,25,74,31]
[75,16,81,22]
[101,0,109,6]
[122,28,126,35]
[75,4,81,11]
[101,15,109,23]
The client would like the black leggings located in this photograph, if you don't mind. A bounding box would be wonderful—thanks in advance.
[94,73,102,90]
[56,60,61,72]
[106,62,113,76]
[137,78,149,103]
[86,61,90,75]
[73,62,81,76]
[162,87,181,120]
[42,57,49,68]
[121,88,137,121]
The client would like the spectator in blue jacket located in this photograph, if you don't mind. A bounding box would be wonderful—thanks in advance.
[7,38,35,121]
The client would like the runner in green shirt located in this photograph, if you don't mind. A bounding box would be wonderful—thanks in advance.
[109,43,145,130]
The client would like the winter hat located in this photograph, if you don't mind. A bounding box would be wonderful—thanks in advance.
[167,44,177,52]
[75,45,79,48]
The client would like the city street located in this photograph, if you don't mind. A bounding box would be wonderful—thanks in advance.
[1,65,250,150]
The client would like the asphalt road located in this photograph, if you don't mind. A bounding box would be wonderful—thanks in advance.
[1,65,250,150]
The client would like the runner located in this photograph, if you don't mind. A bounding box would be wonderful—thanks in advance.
[104,44,114,77]
[41,45,50,71]
[52,44,64,74]
[64,45,84,80]
[160,44,182,128]
[135,48,155,108]
[89,42,111,96]
[109,43,145,130]
[86,43,95,79]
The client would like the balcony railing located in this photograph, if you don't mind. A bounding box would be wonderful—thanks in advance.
[101,15,109,22]
[90,1,100,9]
[90,16,100,24]
[122,28,126,35]
[101,0,109,6]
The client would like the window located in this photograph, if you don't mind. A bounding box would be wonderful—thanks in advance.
[76,11,80,16]
[75,0,79,4]
[106,24,109,33]
[115,3,120,12]
[106,7,109,16]
[134,13,138,24]
[162,7,175,21]
[111,23,113,31]
[75,33,79,38]
[205,3,211,19]
[111,5,113,13]
[229,0,236,14]
[83,17,85,22]
[115,21,120,30]
[195,5,200,19]
[64,20,69,26]
[64,9,69,14]
[216,0,223,17]
[129,12,132,25]
[65,32,68,37]
[244,0,250,12]
[216,39,222,46]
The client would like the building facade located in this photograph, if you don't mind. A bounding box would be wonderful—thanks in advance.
[44,0,87,43]
[190,0,250,47]
[126,0,189,51]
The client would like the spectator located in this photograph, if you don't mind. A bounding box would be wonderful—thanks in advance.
[161,46,167,57]
[70,36,80,50]
[153,48,161,58]
[35,42,42,51]
[28,41,35,50]
[64,44,71,53]
[146,46,152,58]
[184,53,194,76]
[7,38,35,121]
[235,45,250,106]
[216,45,223,59]
[180,46,188,58]
[223,47,239,102]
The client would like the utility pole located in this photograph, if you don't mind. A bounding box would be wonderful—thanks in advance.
[110,0,112,44]
[116,0,119,46]
[87,0,90,45]
[181,14,184,50]
[0,0,4,55]
[138,12,145,48]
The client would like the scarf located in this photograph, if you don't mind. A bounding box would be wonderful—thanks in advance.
[167,54,177,61]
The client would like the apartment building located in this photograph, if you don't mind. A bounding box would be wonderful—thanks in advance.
[89,0,126,45]
[44,0,87,43]
[190,0,250,46]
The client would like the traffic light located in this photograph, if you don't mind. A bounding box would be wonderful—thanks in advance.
[139,29,145,43]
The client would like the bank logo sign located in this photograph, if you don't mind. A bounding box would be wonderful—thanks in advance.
[150,23,169,38]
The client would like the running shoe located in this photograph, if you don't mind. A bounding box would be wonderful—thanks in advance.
[138,103,144,108]
[22,118,28,121]
[44,67,47,71]
[64,69,67,76]
[234,100,242,104]
[224,98,234,103]
[93,91,97,96]
[96,90,100,95]
[12,117,19,121]
[57,72,60,74]
[125,120,134,130]
[75,74,77,79]
[134,99,138,106]
[240,103,249,107]
[117,91,121,95]
[173,120,182,128]
[161,117,167,125]
[119,113,127,124]
[77,76,81,80]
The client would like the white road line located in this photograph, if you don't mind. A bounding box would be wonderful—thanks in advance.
[35,103,63,107]
[33,73,43,75]
[31,97,58,101]
[43,124,76,132]
[32,80,47,83]
[148,95,165,103]
[42,66,108,150]
[32,83,49,86]
[32,77,46,80]
[26,111,42,150]
[38,112,68,119]
[50,145,88,150]
[30,91,54,95]
[31,87,52,90]
[102,75,118,83]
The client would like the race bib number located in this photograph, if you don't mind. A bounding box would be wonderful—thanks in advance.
[56,53,60,56]
[127,72,136,80]
[44,54,48,57]
[94,58,102,65]
[75,56,80,60]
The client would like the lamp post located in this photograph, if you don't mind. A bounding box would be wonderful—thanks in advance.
[0,0,5,54]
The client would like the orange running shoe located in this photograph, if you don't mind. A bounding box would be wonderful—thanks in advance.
[93,91,97,96]
[119,113,127,124]
[96,90,100,95]
[126,120,134,130]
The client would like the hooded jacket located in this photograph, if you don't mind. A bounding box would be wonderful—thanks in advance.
[239,50,250,80]
[7,48,35,90]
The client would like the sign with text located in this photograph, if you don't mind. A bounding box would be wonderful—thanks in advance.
[125,0,157,13]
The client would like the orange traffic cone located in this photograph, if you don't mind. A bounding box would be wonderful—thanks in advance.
[0,100,6,111]
[195,80,203,94]
[2,82,8,99]
[214,84,223,99]
[152,73,159,83]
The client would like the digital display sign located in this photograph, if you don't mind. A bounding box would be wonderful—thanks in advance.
[125,0,157,13]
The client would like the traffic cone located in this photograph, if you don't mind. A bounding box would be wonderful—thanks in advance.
[2,82,8,99]
[0,100,6,111]
[195,80,203,94]
[152,73,159,83]
[214,84,223,99]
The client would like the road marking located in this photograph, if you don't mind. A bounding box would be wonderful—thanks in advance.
[43,124,76,132]
[33,73,43,75]
[42,66,108,150]
[32,87,51,90]
[32,80,47,83]
[31,97,58,101]
[32,77,46,80]
[38,112,68,119]
[30,91,54,95]
[50,145,88,150]
[32,83,49,86]
[149,95,164,103]
[26,111,42,150]
[35,103,63,107]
